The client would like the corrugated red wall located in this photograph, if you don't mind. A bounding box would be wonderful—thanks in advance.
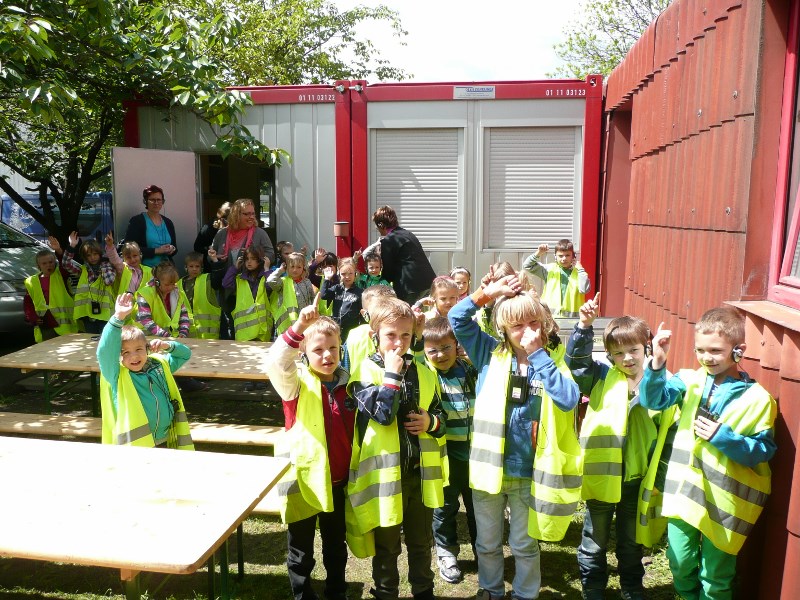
[602,0,795,596]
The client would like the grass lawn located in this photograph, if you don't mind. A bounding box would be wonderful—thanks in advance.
[0,373,676,599]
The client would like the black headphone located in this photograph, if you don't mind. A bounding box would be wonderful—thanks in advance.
[153,278,161,287]
[732,345,744,363]
[371,332,379,346]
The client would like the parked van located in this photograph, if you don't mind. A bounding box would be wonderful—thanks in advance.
[0,192,114,243]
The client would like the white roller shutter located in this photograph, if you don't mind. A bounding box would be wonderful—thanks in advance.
[373,129,461,250]
[484,127,580,250]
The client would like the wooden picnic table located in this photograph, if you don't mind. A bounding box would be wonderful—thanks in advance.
[0,334,273,413]
[0,435,289,599]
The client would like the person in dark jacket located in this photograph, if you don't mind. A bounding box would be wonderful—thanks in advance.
[373,205,436,304]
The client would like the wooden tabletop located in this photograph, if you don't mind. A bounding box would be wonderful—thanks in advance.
[0,334,273,380]
[0,436,289,575]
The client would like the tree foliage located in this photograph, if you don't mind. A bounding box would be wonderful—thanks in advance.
[0,0,405,241]
[195,0,408,85]
[551,0,671,79]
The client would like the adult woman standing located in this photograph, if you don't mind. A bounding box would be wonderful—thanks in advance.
[210,198,276,338]
[123,184,177,268]
[194,201,231,272]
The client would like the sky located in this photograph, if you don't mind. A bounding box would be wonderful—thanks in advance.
[333,0,586,83]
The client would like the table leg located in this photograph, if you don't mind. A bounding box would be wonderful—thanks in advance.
[90,371,99,417]
[219,538,230,600]
[120,569,141,600]
[43,369,52,414]
[207,552,216,600]
[237,523,244,580]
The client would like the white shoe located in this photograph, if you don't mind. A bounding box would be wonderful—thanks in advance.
[437,555,463,584]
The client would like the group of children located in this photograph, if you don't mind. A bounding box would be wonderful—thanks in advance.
[39,227,775,600]
[261,236,776,600]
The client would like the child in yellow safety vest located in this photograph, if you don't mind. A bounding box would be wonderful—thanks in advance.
[267,251,317,337]
[23,247,77,343]
[97,292,193,449]
[523,238,590,318]
[639,307,777,600]
[265,293,355,600]
[413,275,460,322]
[55,231,116,334]
[135,262,191,339]
[565,294,677,600]
[449,270,581,600]
[105,234,152,296]
[179,251,221,340]
[341,284,396,373]
[348,297,447,600]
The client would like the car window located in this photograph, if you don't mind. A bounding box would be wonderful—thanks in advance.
[0,223,41,248]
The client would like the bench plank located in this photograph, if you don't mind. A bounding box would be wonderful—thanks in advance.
[0,413,283,447]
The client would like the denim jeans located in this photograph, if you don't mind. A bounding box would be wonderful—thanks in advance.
[432,457,477,559]
[577,478,644,595]
[473,476,540,600]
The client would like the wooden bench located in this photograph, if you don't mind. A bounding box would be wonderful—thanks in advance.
[0,412,283,514]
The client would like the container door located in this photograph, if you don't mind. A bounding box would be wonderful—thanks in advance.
[111,147,198,269]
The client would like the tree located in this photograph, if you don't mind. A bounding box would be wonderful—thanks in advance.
[195,0,409,85]
[0,0,405,242]
[551,0,671,79]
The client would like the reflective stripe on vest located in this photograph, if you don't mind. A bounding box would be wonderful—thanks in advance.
[179,274,221,339]
[274,366,334,524]
[661,368,774,554]
[469,347,582,541]
[540,265,583,318]
[99,355,194,450]
[137,285,188,337]
[73,267,114,321]
[24,270,77,342]
[579,367,628,502]
[271,277,300,335]
[346,356,447,534]
[233,276,270,341]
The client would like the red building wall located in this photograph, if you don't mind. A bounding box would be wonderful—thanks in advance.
[602,0,795,596]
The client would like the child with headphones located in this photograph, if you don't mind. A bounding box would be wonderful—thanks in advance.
[341,284,396,373]
[179,251,221,339]
[265,293,354,600]
[565,294,677,600]
[448,271,581,600]
[523,238,590,318]
[105,233,152,296]
[449,267,471,301]
[268,251,317,336]
[639,306,777,599]
[347,297,447,600]
[135,262,191,338]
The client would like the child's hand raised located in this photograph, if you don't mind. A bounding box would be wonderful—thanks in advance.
[293,293,321,335]
[404,408,431,436]
[323,266,336,281]
[104,232,114,247]
[352,248,363,262]
[578,292,600,328]
[536,243,549,257]
[207,248,218,262]
[484,274,523,300]
[113,293,135,320]
[68,231,79,248]
[48,236,62,253]
[148,338,171,353]
[651,321,671,370]
[314,247,326,262]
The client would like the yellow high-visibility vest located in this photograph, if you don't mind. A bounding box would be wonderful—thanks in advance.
[469,347,582,541]
[662,368,775,554]
[73,266,114,322]
[24,270,77,342]
[274,366,334,524]
[541,265,584,318]
[179,274,221,339]
[271,277,300,335]
[137,285,190,337]
[99,354,193,450]
[233,276,270,341]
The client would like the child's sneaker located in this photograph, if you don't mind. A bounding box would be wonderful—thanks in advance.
[437,555,463,584]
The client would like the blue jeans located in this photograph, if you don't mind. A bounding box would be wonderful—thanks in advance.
[432,457,477,558]
[577,479,644,595]
[473,476,540,600]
